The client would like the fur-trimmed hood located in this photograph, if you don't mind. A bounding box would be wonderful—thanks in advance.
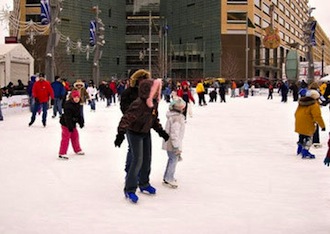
[130,69,150,87]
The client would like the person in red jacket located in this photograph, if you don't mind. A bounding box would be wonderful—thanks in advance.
[177,81,195,120]
[29,73,54,127]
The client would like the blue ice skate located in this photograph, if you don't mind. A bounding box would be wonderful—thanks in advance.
[297,144,303,155]
[301,149,315,159]
[125,192,139,203]
[139,185,156,194]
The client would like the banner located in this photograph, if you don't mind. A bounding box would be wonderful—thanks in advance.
[40,0,50,25]
[89,20,96,46]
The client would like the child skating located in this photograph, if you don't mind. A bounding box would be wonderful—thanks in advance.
[58,90,85,160]
[162,97,186,188]
[295,90,325,159]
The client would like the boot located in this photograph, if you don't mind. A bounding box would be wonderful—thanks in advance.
[125,192,138,203]
[297,144,303,155]
[301,149,315,159]
[139,185,156,194]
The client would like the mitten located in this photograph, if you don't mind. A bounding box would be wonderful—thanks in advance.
[114,133,125,147]
[158,129,169,141]
[324,157,330,167]
[34,98,39,104]
[322,128,326,131]
[50,99,54,106]
[79,122,84,129]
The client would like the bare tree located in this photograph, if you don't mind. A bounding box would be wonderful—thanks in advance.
[221,51,242,79]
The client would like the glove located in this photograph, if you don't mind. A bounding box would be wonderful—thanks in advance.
[50,99,54,105]
[173,148,181,156]
[322,128,326,131]
[158,129,169,141]
[114,133,125,147]
[79,123,84,129]
[34,98,39,104]
[324,157,330,167]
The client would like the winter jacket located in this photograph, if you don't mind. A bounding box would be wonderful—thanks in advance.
[195,82,205,94]
[60,99,84,132]
[32,79,54,103]
[120,87,139,114]
[117,98,164,135]
[86,86,98,100]
[177,88,195,103]
[51,80,66,99]
[109,81,117,94]
[295,97,325,136]
[162,110,185,152]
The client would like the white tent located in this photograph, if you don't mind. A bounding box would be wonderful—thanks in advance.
[0,43,34,88]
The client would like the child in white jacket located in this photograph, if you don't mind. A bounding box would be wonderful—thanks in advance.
[162,97,186,188]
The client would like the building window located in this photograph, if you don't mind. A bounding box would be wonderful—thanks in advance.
[272,0,278,5]
[227,12,246,24]
[254,0,261,8]
[26,14,41,22]
[262,3,269,15]
[254,15,261,26]
[227,0,248,4]
[26,0,40,4]
[279,3,284,12]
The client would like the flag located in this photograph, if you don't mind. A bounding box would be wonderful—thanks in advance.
[310,20,317,46]
[247,18,255,28]
[89,20,96,46]
[40,0,50,25]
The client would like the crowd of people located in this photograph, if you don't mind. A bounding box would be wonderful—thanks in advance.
[2,72,330,204]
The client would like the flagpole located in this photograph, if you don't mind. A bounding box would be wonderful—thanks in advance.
[245,13,249,81]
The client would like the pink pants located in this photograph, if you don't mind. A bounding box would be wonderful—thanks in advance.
[59,126,82,155]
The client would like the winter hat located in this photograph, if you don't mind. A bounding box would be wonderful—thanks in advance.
[74,79,84,88]
[181,81,189,87]
[306,89,320,100]
[169,97,186,111]
[71,90,80,98]
[130,69,151,87]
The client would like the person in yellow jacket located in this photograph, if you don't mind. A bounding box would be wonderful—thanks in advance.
[295,89,326,159]
[195,80,207,106]
[319,82,327,96]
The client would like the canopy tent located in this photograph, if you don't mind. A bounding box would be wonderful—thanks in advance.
[0,43,34,88]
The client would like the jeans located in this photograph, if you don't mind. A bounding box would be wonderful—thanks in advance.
[89,99,96,110]
[30,101,49,125]
[59,126,82,155]
[125,131,151,193]
[53,98,63,117]
[163,151,179,182]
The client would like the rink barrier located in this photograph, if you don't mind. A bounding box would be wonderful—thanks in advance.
[1,95,30,114]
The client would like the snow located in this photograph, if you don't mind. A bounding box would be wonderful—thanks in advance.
[1,91,330,234]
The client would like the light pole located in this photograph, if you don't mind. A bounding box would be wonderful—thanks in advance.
[321,40,325,77]
[141,35,146,67]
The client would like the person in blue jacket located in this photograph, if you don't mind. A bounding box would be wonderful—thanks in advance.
[51,76,66,118]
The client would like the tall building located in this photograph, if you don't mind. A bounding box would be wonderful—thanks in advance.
[18,0,126,83]
[160,1,221,80]
[161,0,330,82]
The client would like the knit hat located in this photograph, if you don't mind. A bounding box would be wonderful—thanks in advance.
[181,81,189,87]
[71,90,80,98]
[169,97,186,111]
[306,89,320,100]
[130,69,151,87]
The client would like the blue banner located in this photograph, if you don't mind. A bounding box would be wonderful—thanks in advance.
[89,20,96,46]
[310,21,317,46]
[40,0,51,25]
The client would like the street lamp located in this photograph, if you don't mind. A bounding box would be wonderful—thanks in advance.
[321,40,325,77]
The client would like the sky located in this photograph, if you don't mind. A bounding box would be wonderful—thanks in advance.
[1,90,330,234]
[309,0,330,38]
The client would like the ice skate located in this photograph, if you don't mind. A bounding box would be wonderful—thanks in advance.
[139,185,156,194]
[58,155,69,160]
[301,149,315,159]
[125,192,138,203]
[162,180,178,189]
[76,151,85,155]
